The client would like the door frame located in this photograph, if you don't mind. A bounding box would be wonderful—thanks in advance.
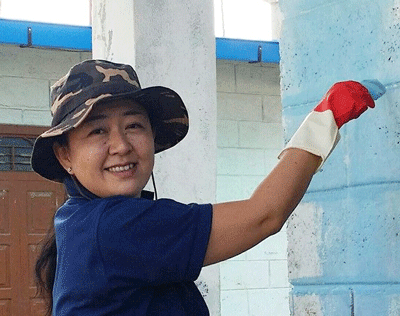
[0,124,49,137]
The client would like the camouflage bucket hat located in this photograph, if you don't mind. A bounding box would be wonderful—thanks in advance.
[31,59,189,182]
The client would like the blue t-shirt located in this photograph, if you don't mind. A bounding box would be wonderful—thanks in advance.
[53,191,213,315]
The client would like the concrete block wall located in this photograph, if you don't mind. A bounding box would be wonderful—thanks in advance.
[279,0,400,315]
[216,60,290,315]
[0,44,91,126]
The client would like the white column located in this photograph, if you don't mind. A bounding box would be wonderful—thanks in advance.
[91,0,136,65]
[263,0,282,40]
[91,0,220,314]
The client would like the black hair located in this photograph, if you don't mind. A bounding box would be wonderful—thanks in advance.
[35,218,56,316]
[34,134,68,316]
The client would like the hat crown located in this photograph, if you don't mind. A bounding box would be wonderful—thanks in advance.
[50,60,142,127]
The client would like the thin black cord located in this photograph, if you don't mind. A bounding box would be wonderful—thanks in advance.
[151,172,158,200]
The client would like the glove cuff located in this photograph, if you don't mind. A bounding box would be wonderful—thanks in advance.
[279,110,341,173]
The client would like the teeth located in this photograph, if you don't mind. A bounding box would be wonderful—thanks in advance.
[108,163,135,172]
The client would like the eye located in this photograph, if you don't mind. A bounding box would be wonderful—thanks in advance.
[127,122,144,130]
[89,128,106,135]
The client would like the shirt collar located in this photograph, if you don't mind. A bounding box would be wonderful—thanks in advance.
[63,176,155,201]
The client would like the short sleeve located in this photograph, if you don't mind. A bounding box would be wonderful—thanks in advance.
[97,198,212,286]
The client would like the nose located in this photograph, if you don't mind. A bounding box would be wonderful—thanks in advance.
[108,129,133,155]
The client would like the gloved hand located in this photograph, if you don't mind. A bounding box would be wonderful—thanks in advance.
[279,80,384,172]
[314,81,376,128]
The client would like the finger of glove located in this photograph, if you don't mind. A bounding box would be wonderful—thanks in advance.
[360,79,386,101]
[335,101,368,128]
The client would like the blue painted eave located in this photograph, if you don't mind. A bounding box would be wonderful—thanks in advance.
[0,18,92,51]
[0,18,280,63]
[216,37,279,64]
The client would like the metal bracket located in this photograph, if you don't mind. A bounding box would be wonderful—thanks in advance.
[20,27,33,48]
[249,45,262,63]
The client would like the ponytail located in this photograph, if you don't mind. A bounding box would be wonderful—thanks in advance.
[35,218,57,316]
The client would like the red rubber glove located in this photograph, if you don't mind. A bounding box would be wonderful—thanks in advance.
[279,80,379,173]
[314,81,375,128]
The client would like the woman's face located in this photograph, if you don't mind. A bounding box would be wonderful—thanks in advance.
[54,99,155,198]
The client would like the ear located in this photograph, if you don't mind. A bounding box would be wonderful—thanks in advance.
[53,142,72,174]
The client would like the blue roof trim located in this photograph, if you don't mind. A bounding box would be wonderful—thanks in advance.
[0,19,280,63]
[0,18,91,51]
[216,37,280,63]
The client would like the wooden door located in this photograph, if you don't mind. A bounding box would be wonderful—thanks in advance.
[0,125,66,316]
[0,172,65,316]
[0,178,16,315]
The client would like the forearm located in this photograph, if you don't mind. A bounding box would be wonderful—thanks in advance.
[206,148,320,266]
[250,148,320,235]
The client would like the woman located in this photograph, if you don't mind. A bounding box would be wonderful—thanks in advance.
[33,59,385,315]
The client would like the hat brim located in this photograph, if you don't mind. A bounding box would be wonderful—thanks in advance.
[31,86,188,182]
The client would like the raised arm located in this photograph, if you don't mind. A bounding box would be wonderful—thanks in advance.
[204,80,386,266]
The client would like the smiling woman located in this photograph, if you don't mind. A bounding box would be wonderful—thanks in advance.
[31,54,383,315]
[0,0,90,26]
[33,59,201,316]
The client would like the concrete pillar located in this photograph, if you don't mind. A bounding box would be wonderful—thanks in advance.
[91,0,220,314]
[279,0,400,314]
[91,0,136,64]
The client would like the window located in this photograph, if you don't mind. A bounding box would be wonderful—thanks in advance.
[0,137,35,172]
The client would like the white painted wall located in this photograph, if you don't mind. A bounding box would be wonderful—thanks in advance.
[0,44,288,315]
[216,60,289,316]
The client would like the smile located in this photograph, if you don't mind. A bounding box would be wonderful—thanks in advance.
[107,163,136,173]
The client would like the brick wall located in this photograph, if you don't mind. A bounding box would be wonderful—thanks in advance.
[216,60,289,316]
